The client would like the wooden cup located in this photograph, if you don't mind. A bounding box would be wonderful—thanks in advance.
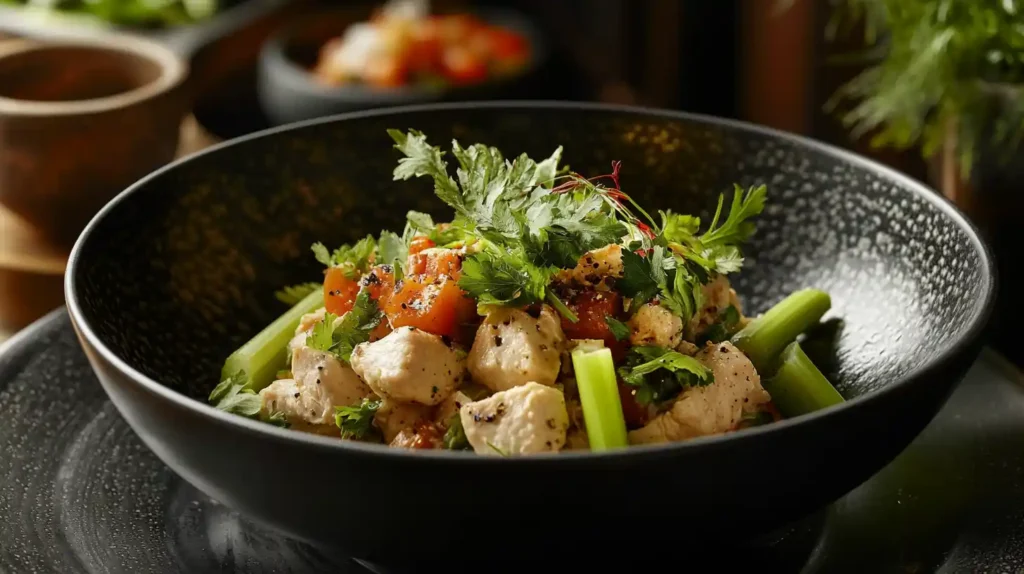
[0,35,189,246]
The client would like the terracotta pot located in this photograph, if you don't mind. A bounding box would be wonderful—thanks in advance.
[0,35,189,246]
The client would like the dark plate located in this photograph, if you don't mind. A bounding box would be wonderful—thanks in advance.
[64,102,996,566]
[2,310,1024,573]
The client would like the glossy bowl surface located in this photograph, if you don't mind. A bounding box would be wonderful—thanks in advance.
[66,102,996,566]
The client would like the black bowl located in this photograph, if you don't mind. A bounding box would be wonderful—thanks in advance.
[65,102,996,568]
[256,7,547,126]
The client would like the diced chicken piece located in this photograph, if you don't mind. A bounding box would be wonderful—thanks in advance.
[435,390,474,428]
[287,307,329,355]
[460,382,570,456]
[685,274,744,340]
[259,346,372,427]
[374,399,432,443]
[350,326,466,405]
[467,305,566,392]
[564,396,590,450]
[676,341,699,356]
[628,303,683,348]
[555,244,623,290]
[628,341,770,445]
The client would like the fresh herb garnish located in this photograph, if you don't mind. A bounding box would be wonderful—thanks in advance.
[699,305,741,345]
[311,235,377,279]
[209,370,288,427]
[377,230,408,279]
[442,415,470,450]
[274,282,321,305]
[604,315,631,341]
[405,210,470,246]
[389,129,625,322]
[209,370,263,416]
[617,346,713,405]
[304,290,383,362]
[335,398,382,440]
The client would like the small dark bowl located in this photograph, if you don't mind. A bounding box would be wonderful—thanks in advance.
[256,7,547,126]
[66,103,995,568]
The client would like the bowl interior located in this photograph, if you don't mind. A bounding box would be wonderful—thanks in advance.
[70,104,991,409]
[0,45,163,102]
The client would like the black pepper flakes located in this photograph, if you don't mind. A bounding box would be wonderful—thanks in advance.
[316,379,321,385]
[293,392,300,398]
[720,346,729,353]
[494,335,503,347]
[545,418,556,429]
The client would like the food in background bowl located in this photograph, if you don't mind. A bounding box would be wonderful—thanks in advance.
[211,129,845,456]
[311,0,530,88]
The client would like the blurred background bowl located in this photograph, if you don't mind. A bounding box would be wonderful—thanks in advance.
[256,6,547,126]
[0,35,188,246]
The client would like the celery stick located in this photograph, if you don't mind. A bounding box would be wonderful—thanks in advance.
[571,346,628,451]
[221,289,324,391]
[763,341,844,417]
[731,288,831,372]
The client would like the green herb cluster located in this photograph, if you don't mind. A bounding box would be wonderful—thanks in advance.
[617,346,713,405]
[335,398,382,440]
[826,0,1024,175]
[304,290,383,363]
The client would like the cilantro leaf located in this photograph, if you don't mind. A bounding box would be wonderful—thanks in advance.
[377,230,407,275]
[332,290,384,362]
[388,129,463,213]
[618,246,668,310]
[305,312,339,352]
[443,415,470,450]
[274,282,321,305]
[617,346,712,405]
[604,315,631,341]
[335,398,382,440]
[659,210,701,244]
[700,184,767,248]
[698,305,741,344]
[311,236,377,279]
[458,250,551,309]
[303,291,383,363]
[209,370,263,416]
[264,410,290,428]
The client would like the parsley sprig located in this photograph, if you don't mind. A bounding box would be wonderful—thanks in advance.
[304,290,383,362]
[617,346,712,405]
[209,370,289,427]
[388,129,627,321]
[335,398,382,440]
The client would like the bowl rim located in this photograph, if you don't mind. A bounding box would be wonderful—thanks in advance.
[0,34,188,116]
[257,6,547,102]
[65,100,998,464]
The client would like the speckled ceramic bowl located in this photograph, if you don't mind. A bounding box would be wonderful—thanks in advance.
[65,102,996,568]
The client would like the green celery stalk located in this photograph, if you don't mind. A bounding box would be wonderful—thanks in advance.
[221,289,324,391]
[731,288,831,372]
[763,341,844,416]
[571,346,628,451]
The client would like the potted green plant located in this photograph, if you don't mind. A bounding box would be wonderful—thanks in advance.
[825,0,1024,361]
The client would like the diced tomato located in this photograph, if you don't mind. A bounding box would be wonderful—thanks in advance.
[561,290,629,361]
[407,248,463,279]
[323,267,360,316]
[487,28,528,61]
[361,265,395,308]
[432,14,483,43]
[363,53,408,88]
[384,275,476,338]
[618,380,648,429]
[406,28,443,75]
[409,235,436,255]
[441,46,488,84]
